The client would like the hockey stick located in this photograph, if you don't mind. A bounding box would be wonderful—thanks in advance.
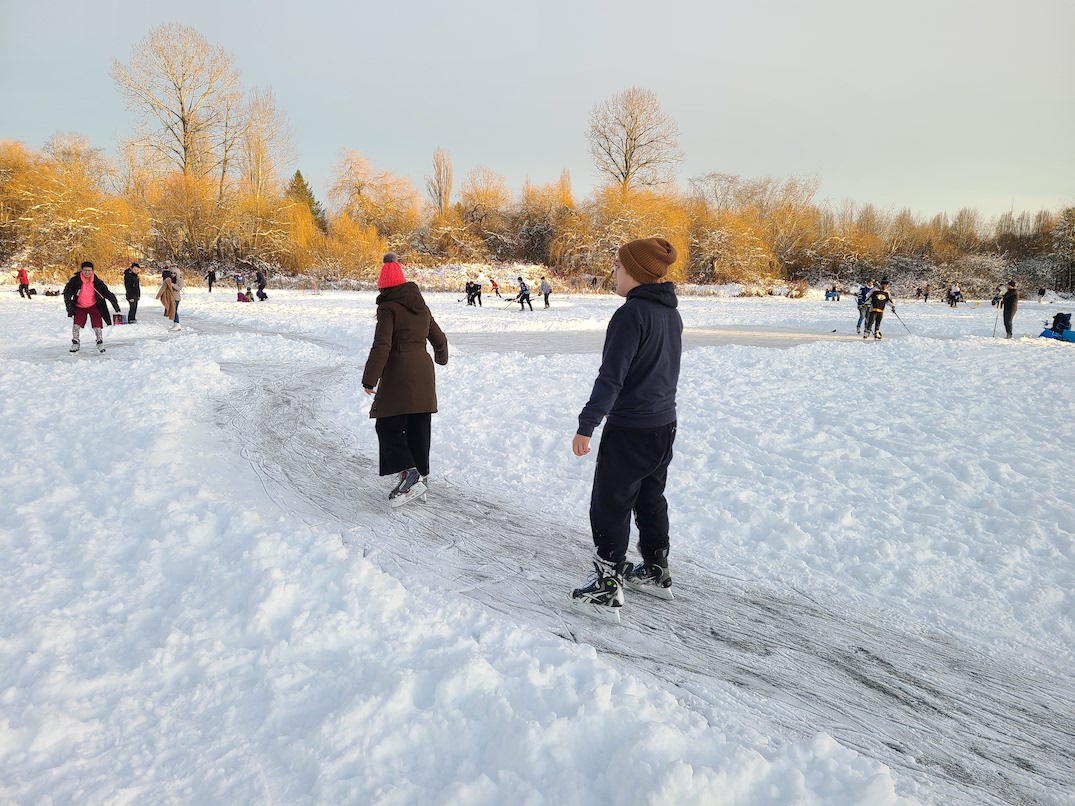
[992,298,1002,337]
[891,307,912,334]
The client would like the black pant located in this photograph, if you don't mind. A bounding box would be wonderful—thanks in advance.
[590,421,676,566]
[543,292,550,308]
[1003,308,1015,337]
[19,284,30,298]
[207,277,214,293]
[519,293,532,311]
[375,413,432,477]
[128,298,138,322]
[867,309,885,332]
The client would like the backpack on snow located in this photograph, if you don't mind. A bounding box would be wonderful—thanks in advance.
[1051,312,1071,334]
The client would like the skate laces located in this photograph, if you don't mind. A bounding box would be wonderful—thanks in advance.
[391,469,422,497]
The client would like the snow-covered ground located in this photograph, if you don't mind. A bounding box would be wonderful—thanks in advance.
[1,286,1073,804]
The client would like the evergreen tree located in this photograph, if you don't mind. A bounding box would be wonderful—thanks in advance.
[286,170,327,233]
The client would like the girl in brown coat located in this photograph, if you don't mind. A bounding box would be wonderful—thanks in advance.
[362,254,449,506]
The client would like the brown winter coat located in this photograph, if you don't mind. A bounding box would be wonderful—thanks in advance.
[362,282,449,418]
[155,279,176,321]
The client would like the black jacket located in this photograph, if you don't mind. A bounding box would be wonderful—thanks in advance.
[256,270,266,288]
[578,282,682,437]
[1001,288,1018,314]
[867,288,894,311]
[123,268,141,300]
[63,273,121,324]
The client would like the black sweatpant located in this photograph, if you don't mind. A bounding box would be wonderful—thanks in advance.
[128,298,139,322]
[867,309,885,333]
[589,421,676,566]
[375,412,432,477]
[1003,308,1015,337]
[19,284,31,298]
[518,293,532,311]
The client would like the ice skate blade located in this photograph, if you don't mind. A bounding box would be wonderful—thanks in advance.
[389,481,427,508]
[570,598,622,623]
[626,581,674,600]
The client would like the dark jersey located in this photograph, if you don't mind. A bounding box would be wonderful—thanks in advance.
[867,289,893,311]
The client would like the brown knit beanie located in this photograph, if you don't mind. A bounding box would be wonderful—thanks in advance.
[618,238,677,284]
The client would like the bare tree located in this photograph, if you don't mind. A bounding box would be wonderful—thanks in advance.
[111,23,243,180]
[587,87,683,194]
[459,166,510,225]
[329,149,421,242]
[425,147,453,217]
[240,87,294,198]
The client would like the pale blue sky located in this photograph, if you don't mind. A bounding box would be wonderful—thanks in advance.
[2,0,1072,219]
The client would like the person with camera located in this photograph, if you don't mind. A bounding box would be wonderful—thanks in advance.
[1001,280,1018,339]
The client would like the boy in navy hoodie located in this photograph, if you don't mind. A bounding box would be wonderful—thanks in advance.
[570,238,682,622]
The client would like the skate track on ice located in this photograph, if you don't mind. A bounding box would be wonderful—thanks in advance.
[203,320,1073,806]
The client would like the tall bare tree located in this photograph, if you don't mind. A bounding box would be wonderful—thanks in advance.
[587,87,683,194]
[111,23,243,180]
[425,147,453,218]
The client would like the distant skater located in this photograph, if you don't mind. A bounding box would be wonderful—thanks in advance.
[123,262,141,323]
[864,279,896,340]
[516,277,533,311]
[540,276,552,308]
[855,279,874,334]
[1001,280,1018,339]
[16,266,32,299]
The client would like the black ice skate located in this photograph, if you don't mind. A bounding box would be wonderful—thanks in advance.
[626,549,674,600]
[70,340,80,353]
[571,553,632,623]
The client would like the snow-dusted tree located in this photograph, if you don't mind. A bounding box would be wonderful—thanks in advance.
[515,169,574,265]
[587,87,683,194]
[1051,207,1075,290]
[329,149,421,247]
[455,166,513,261]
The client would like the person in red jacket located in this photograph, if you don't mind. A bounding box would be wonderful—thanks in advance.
[16,266,31,299]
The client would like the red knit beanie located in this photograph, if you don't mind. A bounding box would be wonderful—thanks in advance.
[377,261,406,289]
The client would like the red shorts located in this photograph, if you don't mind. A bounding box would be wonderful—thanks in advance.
[74,305,103,328]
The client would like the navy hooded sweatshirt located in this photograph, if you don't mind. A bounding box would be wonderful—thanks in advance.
[577,282,682,438]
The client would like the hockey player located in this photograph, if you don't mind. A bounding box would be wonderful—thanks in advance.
[863,278,896,340]
[855,280,875,334]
